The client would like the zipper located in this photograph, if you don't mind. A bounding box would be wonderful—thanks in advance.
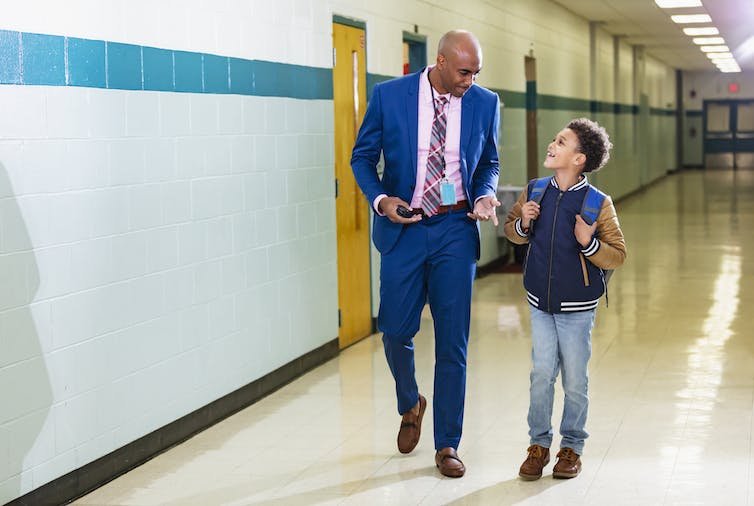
[546,191,564,312]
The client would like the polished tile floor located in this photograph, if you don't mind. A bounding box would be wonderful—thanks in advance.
[75,169,754,505]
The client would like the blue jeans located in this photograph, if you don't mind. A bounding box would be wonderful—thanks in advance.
[528,306,595,455]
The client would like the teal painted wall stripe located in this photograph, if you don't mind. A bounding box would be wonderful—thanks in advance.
[364,71,677,117]
[0,29,333,99]
[494,89,526,109]
[107,42,142,90]
[68,37,106,87]
[539,94,591,112]
[0,30,21,84]
[526,80,537,111]
[23,32,65,85]
[366,73,394,97]
[143,47,173,91]
[651,107,676,116]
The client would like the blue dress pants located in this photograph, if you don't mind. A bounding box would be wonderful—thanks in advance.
[378,209,477,451]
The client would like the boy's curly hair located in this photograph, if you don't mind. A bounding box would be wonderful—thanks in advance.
[567,118,612,173]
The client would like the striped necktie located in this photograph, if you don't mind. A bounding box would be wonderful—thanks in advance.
[421,95,449,216]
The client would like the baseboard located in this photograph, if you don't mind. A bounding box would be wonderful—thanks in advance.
[7,338,340,506]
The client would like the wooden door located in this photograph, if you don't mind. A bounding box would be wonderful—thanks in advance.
[332,22,372,348]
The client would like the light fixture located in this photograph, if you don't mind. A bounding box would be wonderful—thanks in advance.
[684,27,719,35]
[671,14,712,23]
[655,0,702,6]
[706,52,734,59]
[692,37,724,45]
[701,45,730,52]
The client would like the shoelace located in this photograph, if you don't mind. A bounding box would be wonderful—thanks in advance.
[527,445,546,460]
[557,448,578,462]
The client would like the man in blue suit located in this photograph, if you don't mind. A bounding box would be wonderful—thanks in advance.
[351,29,500,478]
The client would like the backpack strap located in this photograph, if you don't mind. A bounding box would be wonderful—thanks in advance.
[580,185,607,226]
[525,177,552,235]
[580,184,613,302]
[527,176,552,204]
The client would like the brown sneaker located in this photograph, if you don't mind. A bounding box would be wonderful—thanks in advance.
[552,447,582,479]
[519,444,550,480]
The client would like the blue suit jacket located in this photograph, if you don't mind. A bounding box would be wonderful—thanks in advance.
[351,69,500,257]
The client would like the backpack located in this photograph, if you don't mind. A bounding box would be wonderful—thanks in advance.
[527,177,613,285]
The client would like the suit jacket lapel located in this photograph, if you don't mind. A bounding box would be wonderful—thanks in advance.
[406,71,421,174]
[460,88,476,185]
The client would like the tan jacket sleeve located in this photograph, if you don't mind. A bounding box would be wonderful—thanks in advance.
[585,196,626,270]
[502,189,530,245]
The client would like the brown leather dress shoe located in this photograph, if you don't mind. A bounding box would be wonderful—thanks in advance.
[435,447,465,477]
[397,394,426,454]
[552,447,582,479]
[519,444,550,481]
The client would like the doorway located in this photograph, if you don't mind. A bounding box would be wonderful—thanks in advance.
[332,20,372,348]
[704,99,754,169]
[402,32,426,75]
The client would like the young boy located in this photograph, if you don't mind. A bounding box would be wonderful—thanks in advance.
[503,118,626,480]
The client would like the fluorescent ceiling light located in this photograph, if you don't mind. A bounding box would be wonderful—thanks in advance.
[701,45,730,52]
[684,27,719,35]
[671,14,712,23]
[692,37,724,44]
[718,67,741,73]
[706,52,734,59]
[655,0,702,7]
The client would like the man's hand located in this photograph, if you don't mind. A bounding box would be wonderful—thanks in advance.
[467,195,501,226]
[379,196,423,224]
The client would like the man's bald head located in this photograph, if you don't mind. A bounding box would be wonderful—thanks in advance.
[432,30,483,97]
[438,30,483,64]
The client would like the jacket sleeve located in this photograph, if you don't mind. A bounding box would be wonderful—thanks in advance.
[582,196,626,270]
[470,93,501,201]
[350,84,385,205]
[502,188,530,245]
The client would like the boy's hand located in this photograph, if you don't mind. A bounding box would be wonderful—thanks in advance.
[520,201,540,231]
[574,215,598,247]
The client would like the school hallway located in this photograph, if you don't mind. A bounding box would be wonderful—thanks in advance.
[68,168,754,505]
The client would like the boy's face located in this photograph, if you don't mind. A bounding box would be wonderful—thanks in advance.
[544,128,586,171]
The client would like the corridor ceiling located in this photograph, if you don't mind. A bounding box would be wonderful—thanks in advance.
[549,0,754,72]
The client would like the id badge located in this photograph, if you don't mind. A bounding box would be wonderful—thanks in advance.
[440,179,457,205]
